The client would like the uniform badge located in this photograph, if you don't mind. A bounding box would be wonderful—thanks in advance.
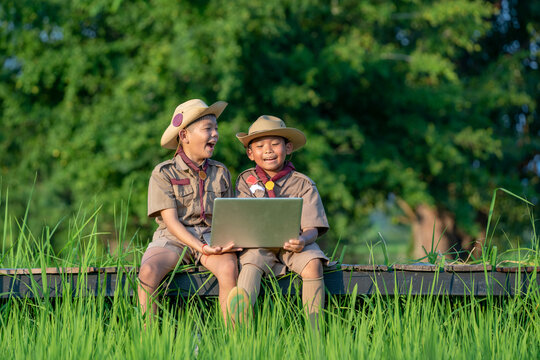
[265,181,275,191]
[246,175,258,186]
[172,113,183,127]
[249,184,265,194]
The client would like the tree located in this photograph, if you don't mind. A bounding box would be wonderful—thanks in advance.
[1,0,538,262]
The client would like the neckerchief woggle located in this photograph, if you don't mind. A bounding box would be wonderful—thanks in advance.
[254,162,295,198]
[176,146,209,220]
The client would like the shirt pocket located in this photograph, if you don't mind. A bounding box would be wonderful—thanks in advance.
[171,179,195,217]
[204,179,229,215]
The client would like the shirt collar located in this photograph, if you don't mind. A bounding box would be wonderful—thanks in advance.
[173,154,190,172]
[174,155,216,173]
[252,167,294,187]
[275,169,294,186]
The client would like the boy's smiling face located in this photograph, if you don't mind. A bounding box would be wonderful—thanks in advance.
[247,136,293,176]
[179,117,219,164]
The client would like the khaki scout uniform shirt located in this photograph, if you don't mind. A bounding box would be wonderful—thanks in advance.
[236,168,329,235]
[148,155,233,243]
[236,167,329,275]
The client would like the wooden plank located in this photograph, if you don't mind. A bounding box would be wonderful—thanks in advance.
[0,267,136,275]
[0,270,137,298]
[2,267,538,298]
[164,269,539,297]
[392,263,440,272]
[496,266,540,273]
[2,264,539,275]
[340,264,388,272]
[444,264,493,272]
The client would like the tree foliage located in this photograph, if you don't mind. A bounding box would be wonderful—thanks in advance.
[1,0,538,259]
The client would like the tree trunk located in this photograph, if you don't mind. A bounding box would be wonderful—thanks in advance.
[411,204,455,260]
[397,200,485,261]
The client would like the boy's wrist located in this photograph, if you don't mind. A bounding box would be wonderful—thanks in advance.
[299,228,318,245]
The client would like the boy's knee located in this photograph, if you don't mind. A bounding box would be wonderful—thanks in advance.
[240,248,276,275]
[216,257,238,279]
[301,259,323,279]
[138,262,158,285]
[242,263,265,275]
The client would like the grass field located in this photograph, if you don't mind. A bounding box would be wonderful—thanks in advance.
[1,280,539,359]
[1,188,539,359]
[1,227,539,360]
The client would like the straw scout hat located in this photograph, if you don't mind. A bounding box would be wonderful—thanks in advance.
[236,115,306,151]
[161,99,228,149]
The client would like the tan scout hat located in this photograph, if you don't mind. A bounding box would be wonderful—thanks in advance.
[161,99,228,149]
[236,115,306,151]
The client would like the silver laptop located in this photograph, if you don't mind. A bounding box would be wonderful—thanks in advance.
[209,198,303,248]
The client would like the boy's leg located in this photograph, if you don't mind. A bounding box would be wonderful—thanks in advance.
[226,249,277,324]
[237,264,263,306]
[300,259,325,327]
[237,248,278,305]
[138,247,181,317]
[200,252,238,321]
[280,243,328,327]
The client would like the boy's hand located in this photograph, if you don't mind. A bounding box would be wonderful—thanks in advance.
[283,238,305,253]
[202,242,242,256]
[284,229,318,252]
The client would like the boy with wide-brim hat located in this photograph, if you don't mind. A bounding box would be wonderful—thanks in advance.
[228,115,329,326]
[138,99,242,322]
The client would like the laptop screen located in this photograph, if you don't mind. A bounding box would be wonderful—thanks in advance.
[209,198,302,248]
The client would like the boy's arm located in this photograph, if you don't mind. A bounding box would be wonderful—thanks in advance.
[283,177,328,252]
[147,168,177,218]
[283,227,318,253]
[298,183,329,237]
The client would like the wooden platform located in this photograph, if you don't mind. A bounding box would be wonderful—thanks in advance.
[0,264,538,298]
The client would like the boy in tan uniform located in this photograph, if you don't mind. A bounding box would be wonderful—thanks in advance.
[139,99,241,321]
[229,115,329,325]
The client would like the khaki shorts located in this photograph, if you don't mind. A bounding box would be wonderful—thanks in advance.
[146,226,211,264]
[239,242,329,276]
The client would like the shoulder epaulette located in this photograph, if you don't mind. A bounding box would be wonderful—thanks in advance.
[152,159,175,173]
[291,171,316,185]
[206,158,229,171]
[237,167,256,179]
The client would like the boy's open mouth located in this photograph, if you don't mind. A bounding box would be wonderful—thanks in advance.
[206,142,216,151]
[263,156,277,162]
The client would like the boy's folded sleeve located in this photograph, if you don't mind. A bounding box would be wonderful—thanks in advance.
[300,184,329,236]
[148,171,177,217]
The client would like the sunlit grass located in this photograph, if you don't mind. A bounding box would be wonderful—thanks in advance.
[0,185,142,269]
[1,186,539,359]
[1,280,539,359]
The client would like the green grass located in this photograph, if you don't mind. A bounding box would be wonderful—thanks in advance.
[0,185,143,269]
[1,187,539,359]
[1,183,538,269]
[1,282,539,359]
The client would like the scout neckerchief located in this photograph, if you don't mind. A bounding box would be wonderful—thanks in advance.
[254,161,295,198]
[175,146,209,220]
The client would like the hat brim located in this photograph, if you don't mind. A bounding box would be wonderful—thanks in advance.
[161,101,228,149]
[236,127,306,151]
